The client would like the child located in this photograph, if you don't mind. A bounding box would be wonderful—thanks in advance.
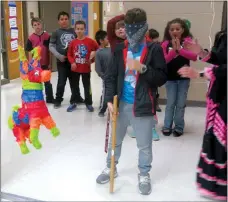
[67,20,99,112]
[26,17,54,103]
[107,14,126,52]
[147,28,160,43]
[147,28,162,113]
[178,29,227,201]
[95,30,111,117]
[161,18,197,137]
[49,11,83,109]
[96,8,167,195]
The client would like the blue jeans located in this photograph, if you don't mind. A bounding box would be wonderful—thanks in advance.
[106,101,156,175]
[163,79,190,133]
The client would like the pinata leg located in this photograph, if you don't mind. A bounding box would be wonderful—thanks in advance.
[29,117,42,149]
[12,126,30,154]
[42,116,60,137]
[8,115,14,130]
[19,142,30,154]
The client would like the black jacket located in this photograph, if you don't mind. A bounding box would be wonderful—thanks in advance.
[104,40,167,117]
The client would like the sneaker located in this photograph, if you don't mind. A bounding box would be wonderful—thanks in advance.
[152,128,160,141]
[128,133,136,138]
[98,112,105,117]
[67,103,77,112]
[162,129,172,136]
[173,130,183,137]
[86,105,94,112]
[155,99,162,112]
[138,173,152,195]
[54,102,61,109]
[96,167,118,184]
[156,104,162,112]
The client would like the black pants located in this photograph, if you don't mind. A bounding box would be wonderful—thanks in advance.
[41,65,54,101]
[55,61,82,104]
[156,88,159,99]
[74,72,92,105]
[99,80,107,113]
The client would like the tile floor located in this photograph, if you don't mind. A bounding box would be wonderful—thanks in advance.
[1,71,209,201]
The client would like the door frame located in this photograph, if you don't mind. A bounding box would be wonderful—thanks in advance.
[1,1,10,85]
[221,1,227,30]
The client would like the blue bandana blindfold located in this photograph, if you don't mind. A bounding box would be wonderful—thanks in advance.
[125,21,148,53]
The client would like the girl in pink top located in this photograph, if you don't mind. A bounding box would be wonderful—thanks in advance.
[161,18,197,137]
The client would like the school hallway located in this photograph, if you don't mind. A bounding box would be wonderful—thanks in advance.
[1,70,210,201]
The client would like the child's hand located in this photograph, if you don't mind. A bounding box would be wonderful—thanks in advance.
[175,38,181,50]
[48,65,52,71]
[107,102,119,119]
[59,55,66,62]
[71,63,77,71]
[127,58,142,72]
[171,39,177,50]
[178,66,199,79]
[183,39,203,55]
[90,51,96,60]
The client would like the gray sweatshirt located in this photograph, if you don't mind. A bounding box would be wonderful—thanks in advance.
[49,28,76,62]
[95,47,112,79]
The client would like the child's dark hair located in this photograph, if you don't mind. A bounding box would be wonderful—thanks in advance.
[213,30,227,50]
[31,17,42,26]
[75,20,86,28]
[57,11,69,20]
[163,18,193,41]
[148,29,159,39]
[95,30,107,45]
[124,8,147,24]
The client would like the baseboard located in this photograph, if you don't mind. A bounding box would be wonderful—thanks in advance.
[1,79,10,85]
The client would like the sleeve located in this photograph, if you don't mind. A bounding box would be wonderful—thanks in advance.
[49,31,63,60]
[161,41,177,63]
[141,44,167,87]
[26,39,33,52]
[178,48,197,61]
[67,41,75,64]
[210,64,227,103]
[107,14,125,50]
[95,51,104,78]
[104,53,118,103]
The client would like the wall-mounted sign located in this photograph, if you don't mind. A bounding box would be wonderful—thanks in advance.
[119,2,124,12]
[8,1,18,51]
[71,2,89,36]
[107,2,111,12]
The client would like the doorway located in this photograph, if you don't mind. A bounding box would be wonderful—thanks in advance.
[39,1,71,71]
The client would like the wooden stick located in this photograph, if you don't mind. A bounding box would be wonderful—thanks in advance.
[109,95,118,193]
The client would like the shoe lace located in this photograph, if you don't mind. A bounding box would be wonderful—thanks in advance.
[102,167,110,175]
[139,175,150,184]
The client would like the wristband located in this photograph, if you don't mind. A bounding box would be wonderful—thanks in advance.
[199,72,204,78]
[140,64,147,74]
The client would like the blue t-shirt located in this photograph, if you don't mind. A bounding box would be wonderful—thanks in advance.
[121,44,145,104]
